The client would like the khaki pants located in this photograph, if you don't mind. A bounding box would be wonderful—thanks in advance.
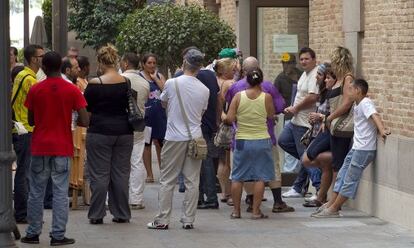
[154,140,202,225]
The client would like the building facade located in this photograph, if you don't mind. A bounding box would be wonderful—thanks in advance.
[199,0,414,230]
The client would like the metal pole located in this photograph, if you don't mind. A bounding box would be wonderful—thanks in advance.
[0,0,18,247]
[52,0,68,56]
[24,0,29,47]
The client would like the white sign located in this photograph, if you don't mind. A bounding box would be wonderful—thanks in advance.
[273,34,298,53]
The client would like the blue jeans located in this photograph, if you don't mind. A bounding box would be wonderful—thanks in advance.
[333,149,376,199]
[26,156,71,239]
[278,122,321,193]
[12,133,32,221]
[199,130,218,203]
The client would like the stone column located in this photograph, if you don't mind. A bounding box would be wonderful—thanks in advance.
[0,0,18,247]
[236,0,250,56]
[52,0,68,56]
[343,0,363,77]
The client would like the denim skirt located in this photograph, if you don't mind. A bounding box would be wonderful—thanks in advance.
[231,138,275,182]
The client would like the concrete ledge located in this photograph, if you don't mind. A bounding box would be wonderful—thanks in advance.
[349,178,414,231]
[348,134,414,230]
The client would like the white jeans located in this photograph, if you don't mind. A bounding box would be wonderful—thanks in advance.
[129,132,146,205]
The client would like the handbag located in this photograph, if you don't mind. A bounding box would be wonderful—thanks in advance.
[214,123,233,148]
[174,79,207,160]
[330,105,354,138]
[125,77,145,132]
[300,127,313,147]
[329,74,355,138]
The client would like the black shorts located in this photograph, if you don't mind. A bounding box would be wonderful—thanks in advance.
[306,130,331,161]
[330,135,352,172]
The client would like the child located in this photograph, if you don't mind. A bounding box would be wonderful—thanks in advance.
[313,78,390,218]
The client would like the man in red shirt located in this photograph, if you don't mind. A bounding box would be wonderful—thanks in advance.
[21,51,89,246]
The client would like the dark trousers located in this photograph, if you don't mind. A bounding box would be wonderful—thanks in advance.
[13,133,32,221]
[86,133,133,220]
[199,129,219,204]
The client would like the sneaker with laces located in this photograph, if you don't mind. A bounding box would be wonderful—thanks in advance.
[20,235,39,244]
[304,193,318,202]
[282,188,303,198]
[147,221,169,230]
[312,208,340,218]
[182,223,194,229]
[50,237,75,246]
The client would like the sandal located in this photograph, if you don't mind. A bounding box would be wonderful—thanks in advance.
[145,178,155,183]
[226,198,234,206]
[303,199,323,208]
[272,202,295,213]
[230,213,241,219]
[251,213,268,220]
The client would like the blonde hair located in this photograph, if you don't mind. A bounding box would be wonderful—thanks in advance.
[215,58,237,77]
[330,46,354,78]
[97,44,119,67]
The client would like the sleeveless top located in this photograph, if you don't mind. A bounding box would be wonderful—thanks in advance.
[139,72,167,139]
[236,91,269,140]
[328,73,354,113]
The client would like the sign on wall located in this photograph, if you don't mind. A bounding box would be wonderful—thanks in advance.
[273,34,298,53]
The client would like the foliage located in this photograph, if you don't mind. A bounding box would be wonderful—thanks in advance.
[17,48,24,64]
[116,4,236,74]
[10,0,43,14]
[68,0,146,49]
[41,0,52,48]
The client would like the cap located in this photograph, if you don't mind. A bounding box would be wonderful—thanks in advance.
[218,48,237,59]
[184,48,205,67]
[281,52,296,63]
[317,63,327,75]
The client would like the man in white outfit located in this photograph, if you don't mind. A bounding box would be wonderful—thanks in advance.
[121,52,150,209]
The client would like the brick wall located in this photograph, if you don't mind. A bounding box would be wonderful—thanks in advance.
[217,0,237,31]
[360,0,414,137]
[202,0,414,137]
[309,0,414,137]
[309,0,344,62]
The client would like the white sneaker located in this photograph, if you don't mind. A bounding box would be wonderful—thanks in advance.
[282,188,303,198]
[304,193,318,202]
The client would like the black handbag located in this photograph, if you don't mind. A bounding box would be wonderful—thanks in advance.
[124,77,145,132]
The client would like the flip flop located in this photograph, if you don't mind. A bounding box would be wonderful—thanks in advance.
[230,213,241,219]
[251,213,268,220]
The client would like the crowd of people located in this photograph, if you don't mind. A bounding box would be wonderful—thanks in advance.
[9,43,389,246]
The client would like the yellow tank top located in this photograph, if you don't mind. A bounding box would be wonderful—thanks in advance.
[236,91,270,140]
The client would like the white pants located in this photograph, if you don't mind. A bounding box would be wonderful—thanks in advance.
[129,132,146,205]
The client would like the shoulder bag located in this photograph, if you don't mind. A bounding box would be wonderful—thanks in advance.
[12,74,34,135]
[125,76,145,132]
[174,79,208,160]
[329,74,354,138]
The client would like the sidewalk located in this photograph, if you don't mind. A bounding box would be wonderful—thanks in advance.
[16,182,414,248]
